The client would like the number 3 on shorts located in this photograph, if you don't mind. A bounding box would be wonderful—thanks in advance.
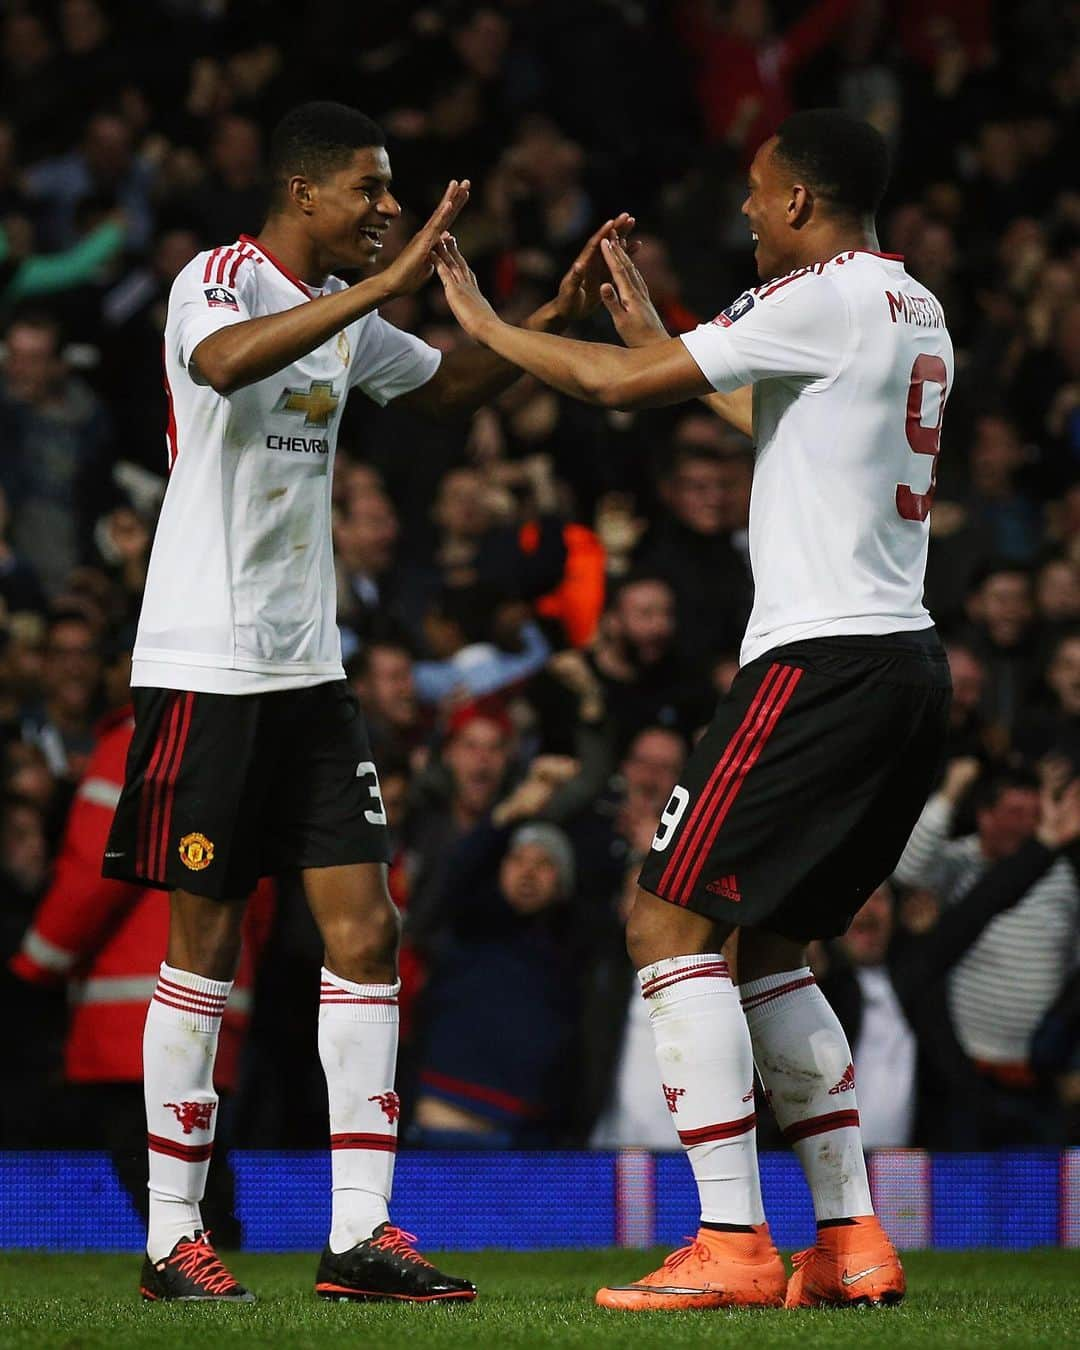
[652,785,690,851]
[356,761,387,826]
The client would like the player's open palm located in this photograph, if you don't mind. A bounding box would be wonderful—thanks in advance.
[382,179,470,296]
[554,213,637,324]
[600,236,669,348]
[433,235,498,339]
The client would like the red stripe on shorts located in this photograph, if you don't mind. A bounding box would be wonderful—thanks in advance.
[152,692,194,880]
[137,694,181,878]
[676,666,803,903]
[658,664,787,899]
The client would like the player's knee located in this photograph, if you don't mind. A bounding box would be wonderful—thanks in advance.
[322,897,401,982]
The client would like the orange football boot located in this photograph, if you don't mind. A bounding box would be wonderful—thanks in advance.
[596,1224,786,1310]
[785,1215,905,1308]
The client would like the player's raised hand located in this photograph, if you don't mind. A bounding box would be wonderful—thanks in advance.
[553,212,639,324]
[599,235,670,348]
[432,233,499,340]
[381,179,471,296]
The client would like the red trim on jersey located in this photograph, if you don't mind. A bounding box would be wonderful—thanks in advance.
[163,351,179,471]
[202,248,224,284]
[239,234,316,298]
[227,246,258,289]
[215,248,236,285]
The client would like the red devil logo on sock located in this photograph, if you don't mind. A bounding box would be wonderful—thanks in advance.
[663,1084,686,1114]
[164,1101,216,1134]
[369,1091,401,1124]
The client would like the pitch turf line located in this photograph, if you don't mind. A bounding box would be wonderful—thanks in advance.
[0,1249,1078,1348]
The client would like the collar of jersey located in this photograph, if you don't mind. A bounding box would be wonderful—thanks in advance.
[238,234,321,299]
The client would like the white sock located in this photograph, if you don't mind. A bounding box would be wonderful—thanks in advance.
[640,954,765,1227]
[144,962,230,1261]
[319,967,401,1253]
[741,968,873,1222]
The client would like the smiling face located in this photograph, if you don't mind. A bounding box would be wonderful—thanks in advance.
[300,145,402,272]
[741,137,803,281]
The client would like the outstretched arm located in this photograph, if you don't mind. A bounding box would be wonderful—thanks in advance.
[598,237,753,439]
[192,180,471,395]
[399,213,642,421]
[434,236,711,410]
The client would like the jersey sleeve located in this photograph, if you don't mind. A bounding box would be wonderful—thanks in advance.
[680,273,849,392]
[170,253,256,371]
[348,312,442,406]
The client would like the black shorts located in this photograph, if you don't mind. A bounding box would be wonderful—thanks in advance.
[102,681,390,900]
[637,629,952,941]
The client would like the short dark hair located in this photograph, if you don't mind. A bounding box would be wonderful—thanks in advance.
[971,766,1039,814]
[268,102,385,208]
[773,109,890,221]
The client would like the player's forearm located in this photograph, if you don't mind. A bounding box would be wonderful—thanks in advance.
[469,316,656,408]
[701,388,754,439]
[191,276,393,395]
[414,300,569,418]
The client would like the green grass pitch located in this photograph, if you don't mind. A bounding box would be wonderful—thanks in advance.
[1,1248,1078,1348]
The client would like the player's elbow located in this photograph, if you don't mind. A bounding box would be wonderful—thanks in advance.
[579,367,633,410]
[190,339,242,396]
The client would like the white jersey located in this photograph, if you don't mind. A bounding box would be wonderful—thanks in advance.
[681,250,953,666]
[132,236,440,693]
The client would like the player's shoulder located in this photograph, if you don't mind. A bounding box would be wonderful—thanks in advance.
[172,239,265,300]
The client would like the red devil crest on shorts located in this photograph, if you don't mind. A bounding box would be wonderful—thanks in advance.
[164,1101,216,1134]
[369,1091,401,1124]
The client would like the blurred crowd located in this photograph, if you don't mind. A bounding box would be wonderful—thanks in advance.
[2,0,1080,1190]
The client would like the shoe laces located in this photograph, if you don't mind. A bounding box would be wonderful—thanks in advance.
[168,1231,239,1295]
[662,1237,712,1271]
[369,1225,433,1268]
[791,1247,814,1271]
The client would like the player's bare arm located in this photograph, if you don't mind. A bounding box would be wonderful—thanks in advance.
[599,237,754,439]
[190,179,471,395]
[434,236,711,411]
[396,212,641,421]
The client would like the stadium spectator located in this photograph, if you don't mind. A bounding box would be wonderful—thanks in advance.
[404,704,517,946]
[895,761,1080,1143]
[23,112,155,251]
[348,637,429,764]
[589,572,712,754]
[635,436,754,667]
[0,312,113,595]
[411,757,581,1145]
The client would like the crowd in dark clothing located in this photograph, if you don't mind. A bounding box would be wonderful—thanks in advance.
[0,0,1079,1159]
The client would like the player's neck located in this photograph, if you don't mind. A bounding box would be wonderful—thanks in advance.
[787,221,883,272]
[253,216,330,288]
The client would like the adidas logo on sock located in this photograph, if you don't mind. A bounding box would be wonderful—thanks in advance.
[705,873,741,902]
[827,1063,856,1095]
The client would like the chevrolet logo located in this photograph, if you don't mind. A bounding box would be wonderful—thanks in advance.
[273,379,340,428]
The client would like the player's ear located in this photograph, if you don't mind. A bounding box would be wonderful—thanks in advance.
[789,184,812,226]
[290,175,316,214]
